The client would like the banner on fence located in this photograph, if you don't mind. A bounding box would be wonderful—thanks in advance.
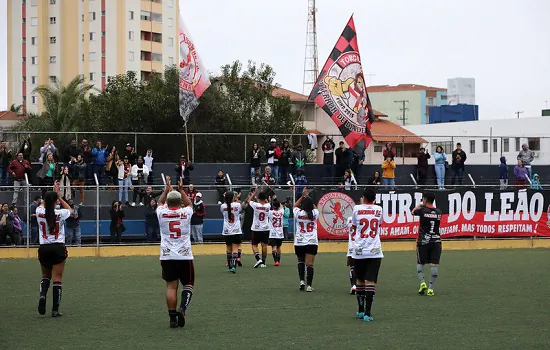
[311,189,550,240]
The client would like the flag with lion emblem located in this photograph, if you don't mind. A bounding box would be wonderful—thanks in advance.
[310,16,375,155]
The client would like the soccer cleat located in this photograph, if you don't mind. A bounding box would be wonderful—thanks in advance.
[426,289,435,296]
[306,286,314,292]
[227,267,232,273]
[274,261,280,267]
[356,312,364,319]
[253,260,263,268]
[299,281,306,291]
[169,318,179,328]
[51,311,63,318]
[363,315,374,322]
[230,267,236,273]
[236,258,242,267]
[130,202,136,207]
[350,285,357,295]
[177,309,186,328]
[38,296,46,315]
[260,264,267,268]
[418,282,428,295]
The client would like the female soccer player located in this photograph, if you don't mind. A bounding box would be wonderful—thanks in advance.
[247,189,271,268]
[293,188,319,292]
[36,182,73,317]
[268,199,284,266]
[221,191,244,273]
[346,216,356,295]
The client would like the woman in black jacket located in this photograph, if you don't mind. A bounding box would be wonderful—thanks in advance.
[249,144,262,183]
[109,201,125,243]
[144,199,159,242]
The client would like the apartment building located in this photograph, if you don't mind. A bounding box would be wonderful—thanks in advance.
[7,0,180,113]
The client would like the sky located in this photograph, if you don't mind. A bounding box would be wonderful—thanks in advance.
[1,0,549,120]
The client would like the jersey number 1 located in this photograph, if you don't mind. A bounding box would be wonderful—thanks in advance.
[169,221,181,238]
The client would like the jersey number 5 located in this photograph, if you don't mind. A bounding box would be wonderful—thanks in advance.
[169,221,181,238]
[40,222,60,239]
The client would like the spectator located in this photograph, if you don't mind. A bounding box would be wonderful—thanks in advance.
[37,153,58,199]
[291,144,307,176]
[144,149,154,184]
[191,193,206,244]
[122,143,137,165]
[59,166,72,202]
[279,140,292,185]
[249,143,262,183]
[131,156,150,207]
[29,196,41,244]
[335,141,351,180]
[145,199,159,242]
[215,170,227,204]
[175,154,194,185]
[499,156,508,190]
[282,199,291,240]
[72,154,87,205]
[381,156,396,190]
[80,139,93,181]
[341,169,356,191]
[19,137,32,160]
[417,147,431,186]
[262,166,277,200]
[0,141,13,186]
[368,170,382,186]
[531,174,543,190]
[106,146,120,186]
[322,138,336,184]
[11,206,22,245]
[434,146,447,190]
[92,141,109,185]
[266,138,281,183]
[39,138,56,164]
[0,203,17,245]
[383,143,396,160]
[292,168,307,198]
[451,143,467,186]
[350,149,364,181]
[185,184,198,203]
[65,199,82,246]
[517,143,535,179]
[109,201,125,243]
[118,156,132,205]
[143,186,162,206]
[8,152,32,205]
[252,168,262,187]
[514,159,528,189]
[64,139,79,165]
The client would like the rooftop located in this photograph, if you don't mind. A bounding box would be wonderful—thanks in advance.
[368,84,447,93]
[0,111,26,121]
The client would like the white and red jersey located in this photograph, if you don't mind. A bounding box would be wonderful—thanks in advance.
[268,209,284,239]
[351,204,384,259]
[293,208,319,246]
[157,205,194,261]
[250,201,271,232]
[347,217,354,257]
[36,206,71,245]
[220,202,242,236]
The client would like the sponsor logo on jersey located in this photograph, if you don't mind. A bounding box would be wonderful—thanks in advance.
[162,248,171,256]
[318,192,356,237]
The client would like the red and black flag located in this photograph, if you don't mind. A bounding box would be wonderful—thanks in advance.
[310,16,375,155]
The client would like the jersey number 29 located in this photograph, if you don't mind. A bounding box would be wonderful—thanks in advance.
[352,218,379,240]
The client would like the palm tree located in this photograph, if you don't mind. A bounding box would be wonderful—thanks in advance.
[9,103,24,116]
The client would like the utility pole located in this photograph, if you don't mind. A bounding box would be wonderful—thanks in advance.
[394,100,409,125]
[515,111,523,119]
[364,73,376,85]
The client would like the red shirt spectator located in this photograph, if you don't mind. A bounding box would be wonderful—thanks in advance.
[8,153,32,181]
[383,143,396,160]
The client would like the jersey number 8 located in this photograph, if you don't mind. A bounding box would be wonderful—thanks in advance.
[259,212,266,221]
[169,221,181,238]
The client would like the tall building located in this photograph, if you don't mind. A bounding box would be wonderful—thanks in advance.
[447,77,475,105]
[7,0,180,113]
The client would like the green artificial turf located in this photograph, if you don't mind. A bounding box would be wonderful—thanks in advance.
[1,249,549,350]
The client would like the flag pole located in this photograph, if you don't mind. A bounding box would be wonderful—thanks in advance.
[185,124,190,162]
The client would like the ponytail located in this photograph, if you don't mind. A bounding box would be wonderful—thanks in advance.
[44,191,58,233]
[301,197,315,221]
[224,191,235,222]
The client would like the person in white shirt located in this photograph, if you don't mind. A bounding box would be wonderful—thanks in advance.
[268,199,285,266]
[130,157,150,206]
[144,149,154,184]
[36,182,73,318]
[248,189,272,268]
[157,176,194,328]
[293,188,319,292]
[350,188,384,322]
[220,191,245,273]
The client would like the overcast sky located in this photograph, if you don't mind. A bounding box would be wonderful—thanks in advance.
[1,0,549,119]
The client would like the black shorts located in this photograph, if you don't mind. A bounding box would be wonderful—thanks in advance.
[224,234,242,246]
[251,230,269,245]
[294,244,318,256]
[354,258,382,283]
[268,238,283,247]
[416,243,442,265]
[38,243,68,269]
[347,256,354,267]
[161,260,195,285]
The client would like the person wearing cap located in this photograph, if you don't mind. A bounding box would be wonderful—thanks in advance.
[175,155,194,185]
[131,156,150,206]
[122,143,137,165]
[190,192,206,244]
[266,138,281,184]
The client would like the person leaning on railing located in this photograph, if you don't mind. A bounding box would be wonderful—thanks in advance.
[8,152,32,206]
[37,153,58,199]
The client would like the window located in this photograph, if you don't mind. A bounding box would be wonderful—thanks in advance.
[431,142,453,155]
[168,17,174,26]
[82,34,85,42]
[31,96,37,105]
[441,95,447,100]
[168,56,174,65]
[31,56,38,65]
[168,0,174,7]
[50,17,56,24]
[373,145,383,153]
[168,37,174,46]
[469,140,475,154]
[82,14,84,22]
[482,139,488,153]
[82,54,85,62]
[152,53,162,62]
[129,31,134,40]
[152,0,162,3]
[89,52,97,61]
[151,12,162,22]
[90,32,96,41]
[528,138,540,151]
[50,56,57,63]
[492,139,498,153]
[140,11,151,21]
[152,33,162,43]
[515,138,521,151]
[31,76,37,84]
[90,12,96,20]
[89,72,96,81]
[129,51,134,61]
[31,17,38,26]
[49,76,57,83]
[31,0,38,6]
[129,11,134,20]
[427,97,435,106]
[31,37,37,45]
[503,138,509,152]
[50,0,56,4]
[50,36,56,44]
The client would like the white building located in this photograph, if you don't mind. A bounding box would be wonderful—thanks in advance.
[447,78,475,105]
[404,116,550,165]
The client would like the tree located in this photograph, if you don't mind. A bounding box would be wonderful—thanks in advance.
[9,103,24,116]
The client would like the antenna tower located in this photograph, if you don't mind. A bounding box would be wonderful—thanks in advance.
[302,0,319,95]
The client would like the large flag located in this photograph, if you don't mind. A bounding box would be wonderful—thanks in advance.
[310,16,375,155]
[178,15,211,123]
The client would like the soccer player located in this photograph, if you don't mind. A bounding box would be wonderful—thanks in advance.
[248,189,271,268]
[268,199,284,266]
[36,182,72,317]
[412,192,443,297]
[351,188,383,322]
[221,191,244,273]
[346,216,356,295]
[157,176,194,328]
[293,188,319,292]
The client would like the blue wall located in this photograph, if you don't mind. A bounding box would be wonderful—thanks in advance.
[428,104,479,123]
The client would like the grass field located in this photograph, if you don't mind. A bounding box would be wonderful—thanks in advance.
[1,249,549,350]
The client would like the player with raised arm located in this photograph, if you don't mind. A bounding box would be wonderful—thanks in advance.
[293,188,319,292]
[346,216,356,295]
[268,199,284,266]
[221,190,244,273]
[36,182,73,317]
[351,188,383,322]
[248,188,271,268]
[157,176,194,328]
[412,192,443,297]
